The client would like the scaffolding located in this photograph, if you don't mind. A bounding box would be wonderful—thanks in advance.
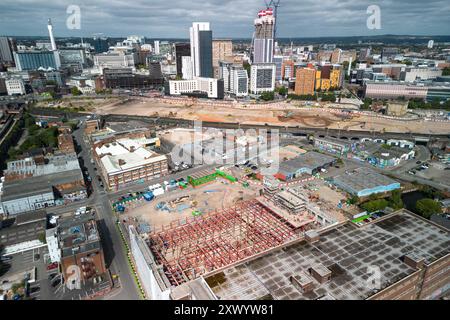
[148,199,298,286]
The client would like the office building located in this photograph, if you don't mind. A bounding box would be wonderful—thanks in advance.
[219,61,233,92]
[295,67,316,96]
[249,63,276,94]
[190,22,213,78]
[93,36,109,53]
[230,66,248,97]
[153,40,160,54]
[212,39,233,78]
[282,60,294,80]
[13,51,61,71]
[59,49,87,68]
[168,77,224,99]
[103,68,163,89]
[331,48,342,64]
[273,55,283,83]
[174,43,190,77]
[5,78,26,95]
[93,130,168,190]
[381,47,399,61]
[94,52,135,69]
[0,37,16,64]
[359,47,371,61]
[181,56,193,80]
[400,67,443,82]
[252,8,274,63]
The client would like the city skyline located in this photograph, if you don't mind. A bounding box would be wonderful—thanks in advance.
[1,0,450,38]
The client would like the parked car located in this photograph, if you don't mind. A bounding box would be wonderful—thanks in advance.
[46,262,58,271]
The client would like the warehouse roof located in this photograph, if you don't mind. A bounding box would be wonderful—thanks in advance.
[279,151,335,175]
[1,169,83,202]
[332,168,399,194]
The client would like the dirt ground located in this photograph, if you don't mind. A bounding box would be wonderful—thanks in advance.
[94,97,450,135]
[124,179,259,232]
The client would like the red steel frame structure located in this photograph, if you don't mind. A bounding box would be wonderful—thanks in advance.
[148,199,298,286]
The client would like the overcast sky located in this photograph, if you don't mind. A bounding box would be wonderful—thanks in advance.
[1,0,449,38]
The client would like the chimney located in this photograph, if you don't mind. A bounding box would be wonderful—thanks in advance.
[118,159,126,166]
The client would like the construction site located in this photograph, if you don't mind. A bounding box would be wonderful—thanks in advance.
[125,178,258,231]
[147,199,303,287]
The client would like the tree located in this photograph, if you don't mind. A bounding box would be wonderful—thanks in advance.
[389,189,404,210]
[38,233,46,244]
[260,91,275,101]
[361,199,388,213]
[442,67,450,76]
[71,87,82,96]
[348,195,360,205]
[415,198,442,219]
[276,86,288,96]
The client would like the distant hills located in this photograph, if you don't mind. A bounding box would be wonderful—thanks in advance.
[8,34,450,45]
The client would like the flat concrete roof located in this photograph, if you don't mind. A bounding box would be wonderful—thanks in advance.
[206,210,449,300]
[1,169,83,202]
[279,151,335,175]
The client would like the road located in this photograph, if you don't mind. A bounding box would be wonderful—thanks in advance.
[71,122,140,300]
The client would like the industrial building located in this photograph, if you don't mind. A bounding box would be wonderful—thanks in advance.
[93,131,168,191]
[332,168,400,197]
[314,137,353,157]
[275,151,336,180]
[0,210,47,251]
[0,153,86,215]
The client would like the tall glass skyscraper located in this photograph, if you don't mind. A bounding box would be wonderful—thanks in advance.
[190,22,213,78]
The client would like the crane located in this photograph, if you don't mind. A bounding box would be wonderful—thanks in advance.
[264,0,281,47]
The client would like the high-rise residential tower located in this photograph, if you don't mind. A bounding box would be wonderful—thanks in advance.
[190,22,213,78]
[252,8,275,64]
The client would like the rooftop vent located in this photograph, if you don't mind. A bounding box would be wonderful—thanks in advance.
[309,264,332,284]
[290,272,315,293]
